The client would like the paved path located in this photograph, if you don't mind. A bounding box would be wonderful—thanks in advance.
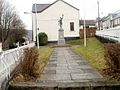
[38,47,103,83]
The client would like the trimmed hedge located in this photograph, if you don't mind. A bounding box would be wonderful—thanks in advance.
[37,32,48,46]
[104,43,120,80]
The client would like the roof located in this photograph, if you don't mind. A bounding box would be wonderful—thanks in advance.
[112,12,120,19]
[32,4,51,13]
[80,20,96,26]
[32,0,79,13]
[101,10,120,21]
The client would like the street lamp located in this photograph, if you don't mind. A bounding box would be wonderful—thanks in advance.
[97,0,100,31]
[0,13,4,52]
[24,6,40,49]
[83,0,87,47]
[34,3,39,49]
[0,24,2,52]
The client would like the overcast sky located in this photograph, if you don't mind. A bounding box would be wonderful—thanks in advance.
[7,0,120,30]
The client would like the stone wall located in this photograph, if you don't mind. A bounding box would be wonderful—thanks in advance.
[0,43,35,89]
[8,81,120,90]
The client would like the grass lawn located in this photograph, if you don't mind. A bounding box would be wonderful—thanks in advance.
[70,37,106,69]
[66,39,83,45]
[37,48,53,73]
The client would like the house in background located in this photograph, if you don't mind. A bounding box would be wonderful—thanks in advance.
[79,20,96,38]
[32,0,79,42]
[96,10,120,43]
[80,20,96,29]
[98,10,120,30]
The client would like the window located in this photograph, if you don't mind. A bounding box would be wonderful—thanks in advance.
[70,22,74,31]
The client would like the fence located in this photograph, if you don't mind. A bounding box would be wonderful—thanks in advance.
[0,43,35,88]
[80,27,96,38]
[96,28,120,42]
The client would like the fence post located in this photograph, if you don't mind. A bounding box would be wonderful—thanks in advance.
[0,42,2,52]
[17,42,20,48]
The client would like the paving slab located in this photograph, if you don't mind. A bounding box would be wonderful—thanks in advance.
[37,47,103,85]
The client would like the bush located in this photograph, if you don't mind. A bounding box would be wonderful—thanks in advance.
[104,43,120,79]
[37,32,48,46]
[21,47,39,77]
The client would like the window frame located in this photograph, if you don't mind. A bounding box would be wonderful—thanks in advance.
[70,22,74,31]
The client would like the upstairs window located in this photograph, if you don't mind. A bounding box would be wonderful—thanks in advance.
[70,22,74,31]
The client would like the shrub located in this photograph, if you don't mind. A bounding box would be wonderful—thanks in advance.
[37,32,48,46]
[104,43,120,70]
[104,43,120,79]
[21,47,39,77]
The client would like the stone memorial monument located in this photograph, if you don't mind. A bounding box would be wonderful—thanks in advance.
[58,14,65,46]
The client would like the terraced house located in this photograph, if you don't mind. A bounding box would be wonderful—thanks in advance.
[32,0,79,41]
[96,10,120,42]
[99,10,120,30]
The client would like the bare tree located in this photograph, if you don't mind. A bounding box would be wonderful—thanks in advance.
[0,0,4,42]
[0,0,26,46]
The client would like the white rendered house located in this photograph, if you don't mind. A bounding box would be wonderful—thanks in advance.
[32,0,80,41]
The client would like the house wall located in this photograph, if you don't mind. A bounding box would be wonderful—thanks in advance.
[113,18,120,27]
[32,0,79,41]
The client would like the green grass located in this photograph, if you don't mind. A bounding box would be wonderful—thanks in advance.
[38,37,106,70]
[71,37,106,69]
[66,39,83,45]
[44,43,57,46]
[37,48,53,73]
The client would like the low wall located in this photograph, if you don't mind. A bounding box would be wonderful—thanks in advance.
[95,35,117,43]
[96,28,120,42]
[8,81,120,90]
[0,43,35,89]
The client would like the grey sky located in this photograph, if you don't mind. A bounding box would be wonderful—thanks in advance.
[7,0,120,30]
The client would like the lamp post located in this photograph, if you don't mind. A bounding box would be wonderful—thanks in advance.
[34,3,39,49]
[0,25,2,52]
[83,0,87,47]
[0,12,3,52]
[97,0,100,30]
[0,27,3,52]
[24,5,40,49]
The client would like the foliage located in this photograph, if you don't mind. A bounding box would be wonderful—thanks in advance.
[66,39,83,45]
[21,47,39,77]
[9,47,53,82]
[37,32,48,46]
[103,43,120,80]
[71,37,106,69]
[0,0,26,46]
[8,29,26,43]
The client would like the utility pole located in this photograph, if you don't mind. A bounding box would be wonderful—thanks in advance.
[35,3,39,49]
[0,13,3,52]
[97,0,100,30]
[83,0,86,47]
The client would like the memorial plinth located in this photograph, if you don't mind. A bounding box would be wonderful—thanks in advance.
[58,28,65,46]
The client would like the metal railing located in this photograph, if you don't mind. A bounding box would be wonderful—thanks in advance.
[96,28,120,42]
[0,43,35,88]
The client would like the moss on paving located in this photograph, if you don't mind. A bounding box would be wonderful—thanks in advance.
[70,37,106,69]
